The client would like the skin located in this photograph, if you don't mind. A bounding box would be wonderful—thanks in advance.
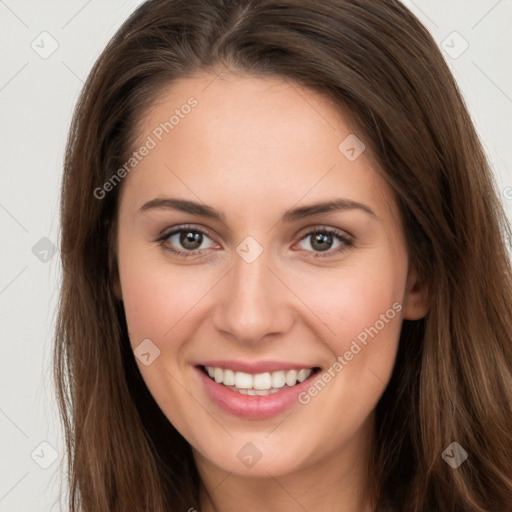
[114,71,429,512]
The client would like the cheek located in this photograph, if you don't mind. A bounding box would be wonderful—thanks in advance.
[284,273,405,462]
[118,249,212,346]
[293,251,406,344]
[117,254,210,425]
[290,249,406,408]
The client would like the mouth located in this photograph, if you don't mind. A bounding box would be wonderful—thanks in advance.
[198,364,321,396]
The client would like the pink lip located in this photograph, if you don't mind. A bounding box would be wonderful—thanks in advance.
[195,365,319,419]
[198,360,315,373]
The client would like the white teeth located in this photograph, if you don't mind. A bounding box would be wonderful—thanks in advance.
[297,369,309,382]
[235,371,253,389]
[271,370,286,388]
[214,367,223,383]
[253,372,272,390]
[285,370,298,386]
[223,369,235,386]
[204,366,313,393]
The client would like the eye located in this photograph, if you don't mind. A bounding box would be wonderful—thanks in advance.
[295,228,353,257]
[158,225,218,257]
[157,225,353,259]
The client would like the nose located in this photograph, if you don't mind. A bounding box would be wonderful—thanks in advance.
[212,248,295,345]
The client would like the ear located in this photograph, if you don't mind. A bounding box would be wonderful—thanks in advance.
[402,266,429,320]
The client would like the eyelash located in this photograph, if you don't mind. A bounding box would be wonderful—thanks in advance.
[157,224,354,259]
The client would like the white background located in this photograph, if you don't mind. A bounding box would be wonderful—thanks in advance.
[1,1,511,510]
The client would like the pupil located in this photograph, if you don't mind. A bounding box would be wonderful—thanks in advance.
[312,233,332,251]
[181,231,202,250]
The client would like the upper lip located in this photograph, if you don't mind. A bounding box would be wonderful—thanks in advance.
[197,360,319,374]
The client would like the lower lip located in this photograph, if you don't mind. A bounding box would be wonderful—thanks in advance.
[196,366,317,419]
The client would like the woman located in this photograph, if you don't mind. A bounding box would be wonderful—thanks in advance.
[54,0,512,510]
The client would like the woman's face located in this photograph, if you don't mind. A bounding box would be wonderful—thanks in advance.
[115,72,427,480]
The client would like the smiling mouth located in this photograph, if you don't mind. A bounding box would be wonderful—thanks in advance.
[199,365,321,396]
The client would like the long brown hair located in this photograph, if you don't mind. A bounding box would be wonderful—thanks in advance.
[55,1,512,510]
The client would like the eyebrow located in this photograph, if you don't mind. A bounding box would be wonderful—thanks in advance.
[138,197,376,222]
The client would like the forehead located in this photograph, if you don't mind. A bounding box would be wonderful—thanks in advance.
[139,72,351,152]
[121,72,396,225]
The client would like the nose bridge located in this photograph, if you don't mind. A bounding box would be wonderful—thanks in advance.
[232,250,271,304]
[213,245,294,343]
